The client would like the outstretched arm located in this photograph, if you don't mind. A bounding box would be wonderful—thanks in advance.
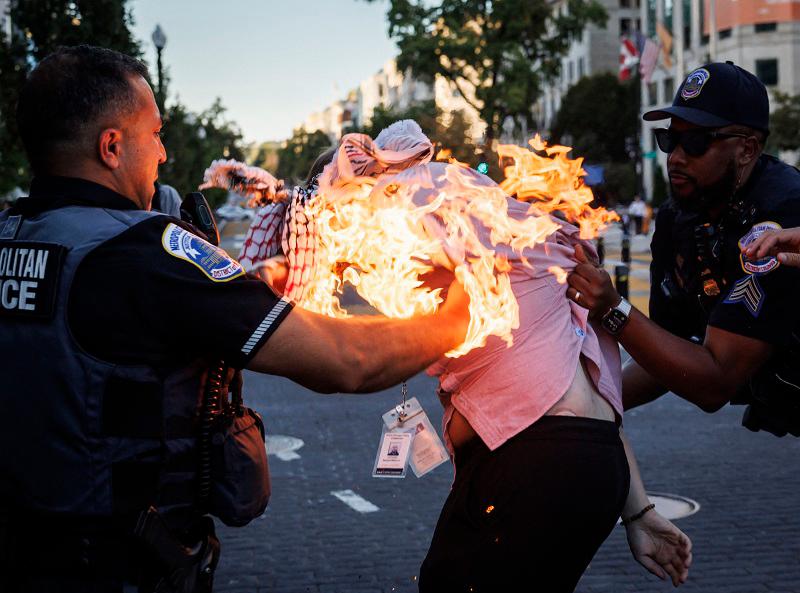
[247,279,470,394]
[567,245,772,411]
[620,430,692,587]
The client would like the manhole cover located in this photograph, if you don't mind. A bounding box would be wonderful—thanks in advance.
[647,492,700,520]
[618,492,700,525]
[265,435,304,461]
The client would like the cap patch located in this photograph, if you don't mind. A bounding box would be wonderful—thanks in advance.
[162,222,244,282]
[738,221,781,275]
[681,68,711,100]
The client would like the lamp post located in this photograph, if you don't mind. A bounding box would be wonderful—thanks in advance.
[151,24,167,113]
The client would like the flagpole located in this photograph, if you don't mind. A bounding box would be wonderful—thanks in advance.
[709,0,718,60]
[675,0,685,80]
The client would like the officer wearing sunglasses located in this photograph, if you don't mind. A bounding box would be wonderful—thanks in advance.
[568,61,800,437]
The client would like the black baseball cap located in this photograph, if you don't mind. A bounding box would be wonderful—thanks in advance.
[643,61,770,133]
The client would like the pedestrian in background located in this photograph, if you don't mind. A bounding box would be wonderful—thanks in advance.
[628,194,647,235]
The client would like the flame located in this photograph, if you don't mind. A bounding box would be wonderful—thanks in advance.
[293,136,615,357]
[435,147,471,168]
[548,266,568,284]
[497,135,619,239]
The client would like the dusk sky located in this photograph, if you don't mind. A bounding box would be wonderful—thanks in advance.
[131,0,398,143]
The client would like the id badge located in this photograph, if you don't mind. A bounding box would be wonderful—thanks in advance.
[372,426,414,478]
[382,397,450,478]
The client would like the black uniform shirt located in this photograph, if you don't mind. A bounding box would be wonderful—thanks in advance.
[650,155,800,347]
[16,176,292,369]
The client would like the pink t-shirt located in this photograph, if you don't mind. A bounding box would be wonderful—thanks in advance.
[381,164,624,455]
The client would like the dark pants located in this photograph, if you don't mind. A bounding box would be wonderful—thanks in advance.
[419,416,630,593]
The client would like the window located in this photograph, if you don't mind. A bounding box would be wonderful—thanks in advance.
[719,28,732,39]
[568,60,574,83]
[578,57,585,79]
[755,58,779,86]
[755,22,777,33]
[620,18,632,35]
[663,78,674,102]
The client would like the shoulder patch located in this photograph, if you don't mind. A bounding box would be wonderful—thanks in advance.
[161,223,244,282]
[681,68,710,100]
[738,221,781,275]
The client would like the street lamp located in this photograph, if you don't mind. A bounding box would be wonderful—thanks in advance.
[151,24,167,113]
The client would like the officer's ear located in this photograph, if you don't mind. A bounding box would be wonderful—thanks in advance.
[98,128,123,170]
[738,133,762,167]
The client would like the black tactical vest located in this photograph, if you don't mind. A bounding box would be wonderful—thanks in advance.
[0,205,206,528]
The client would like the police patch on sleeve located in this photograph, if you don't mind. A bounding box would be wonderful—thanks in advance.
[724,221,782,317]
[162,223,244,282]
[738,221,781,275]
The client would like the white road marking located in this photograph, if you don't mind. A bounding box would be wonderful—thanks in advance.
[265,435,304,461]
[331,489,380,513]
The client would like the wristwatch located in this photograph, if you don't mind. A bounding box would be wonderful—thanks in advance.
[600,297,632,335]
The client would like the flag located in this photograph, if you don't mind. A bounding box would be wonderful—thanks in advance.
[639,38,660,83]
[619,36,639,81]
[656,21,673,69]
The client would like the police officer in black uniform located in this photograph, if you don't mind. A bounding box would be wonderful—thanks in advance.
[566,62,800,436]
[0,46,470,593]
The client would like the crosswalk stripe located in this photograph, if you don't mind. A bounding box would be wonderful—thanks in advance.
[330,489,379,513]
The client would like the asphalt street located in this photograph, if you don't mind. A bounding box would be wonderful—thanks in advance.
[213,369,800,593]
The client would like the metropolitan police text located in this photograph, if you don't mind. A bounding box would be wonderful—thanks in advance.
[0,246,49,311]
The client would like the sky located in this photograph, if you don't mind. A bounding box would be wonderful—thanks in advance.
[130,0,398,143]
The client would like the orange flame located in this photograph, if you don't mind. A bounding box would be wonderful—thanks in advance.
[435,147,471,168]
[497,135,619,240]
[295,136,614,357]
[548,266,568,284]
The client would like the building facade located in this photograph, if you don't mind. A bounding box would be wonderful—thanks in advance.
[540,0,643,130]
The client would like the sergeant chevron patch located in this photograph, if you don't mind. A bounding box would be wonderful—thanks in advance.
[162,223,244,282]
[723,275,764,317]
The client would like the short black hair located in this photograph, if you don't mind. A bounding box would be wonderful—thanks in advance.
[16,45,151,174]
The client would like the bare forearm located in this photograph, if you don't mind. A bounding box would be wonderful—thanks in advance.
[340,313,463,392]
[248,306,466,394]
[620,429,650,517]
[622,359,668,410]
[619,309,733,411]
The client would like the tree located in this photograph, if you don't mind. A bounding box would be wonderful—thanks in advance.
[551,73,638,163]
[0,0,141,195]
[365,0,607,144]
[276,128,334,185]
[767,91,800,161]
[550,73,639,203]
[159,99,245,208]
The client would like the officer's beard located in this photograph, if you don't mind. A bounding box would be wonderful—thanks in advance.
[671,159,738,215]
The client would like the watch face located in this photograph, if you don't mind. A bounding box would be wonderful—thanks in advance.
[603,309,627,334]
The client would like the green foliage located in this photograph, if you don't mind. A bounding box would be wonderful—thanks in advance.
[767,91,800,160]
[551,74,638,162]
[365,0,607,143]
[0,0,141,196]
[550,73,639,204]
[0,0,246,207]
[276,128,334,185]
[159,99,245,209]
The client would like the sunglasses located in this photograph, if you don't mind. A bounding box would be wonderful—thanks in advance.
[653,128,751,157]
